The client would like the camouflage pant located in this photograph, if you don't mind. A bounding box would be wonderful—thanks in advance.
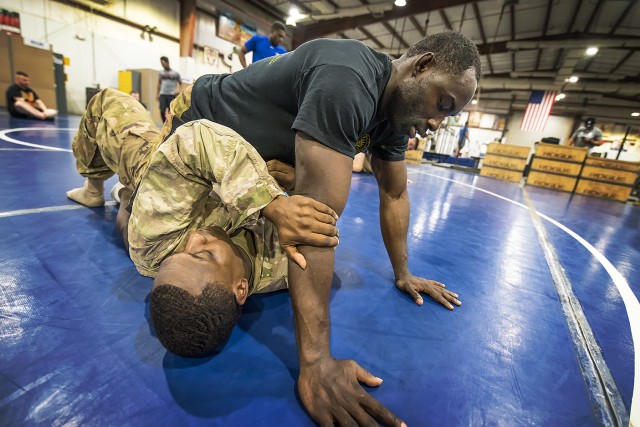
[159,83,193,142]
[72,88,161,192]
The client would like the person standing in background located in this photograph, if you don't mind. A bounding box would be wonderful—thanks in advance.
[568,117,603,151]
[454,120,470,157]
[157,56,182,123]
[238,21,287,68]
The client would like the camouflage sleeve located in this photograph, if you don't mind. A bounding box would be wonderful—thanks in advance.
[128,119,285,277]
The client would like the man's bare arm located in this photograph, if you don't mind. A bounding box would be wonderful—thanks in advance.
[284,132,404,427]
[238,46,249,68]
[371,156,411,278]
[371,156,460,309]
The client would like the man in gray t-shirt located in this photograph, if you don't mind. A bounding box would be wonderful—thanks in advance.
[157,56,182,123]
[569,117,603,149]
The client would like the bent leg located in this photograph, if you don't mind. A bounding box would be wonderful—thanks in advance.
[68,88,160,207]
[13,100,45,120]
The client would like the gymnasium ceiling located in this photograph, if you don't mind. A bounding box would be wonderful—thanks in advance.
[203,0,640,124]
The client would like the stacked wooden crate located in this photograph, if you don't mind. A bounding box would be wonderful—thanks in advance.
[526,143,588,192]
[575,157,640,202]
[480,143,530,182]
[405,138,427,164]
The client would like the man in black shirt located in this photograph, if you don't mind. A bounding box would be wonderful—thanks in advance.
[160,31,481,426]
[5,71,57,120]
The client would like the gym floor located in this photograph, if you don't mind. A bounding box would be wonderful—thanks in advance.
[0,112,637,426]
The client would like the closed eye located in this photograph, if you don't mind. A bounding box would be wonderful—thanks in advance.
[189,250,216,261]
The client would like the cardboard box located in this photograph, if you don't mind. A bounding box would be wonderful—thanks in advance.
[486,143,530,159]
[483,153,527,171]
[480,166,523,183]
[531,158,583,176]
[575,179,633,202]
[526,171,577,192]
[584,157,640,172]
[535,143,587,163]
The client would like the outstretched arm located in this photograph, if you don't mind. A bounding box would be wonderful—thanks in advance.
[279,131,404,427]
[238,46,249,68]
[371,155,460,309]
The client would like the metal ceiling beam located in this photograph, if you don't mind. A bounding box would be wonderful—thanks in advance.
[473,2,486,44]
[382,20,409,49]
[472,2,493,74]
[583,0,604,32]
[243,0,285,22]
[288,0,313,15]
[409,16,425,38]
[568,0,584,33]
[324,0,340,10]
[472,33,640,56]
[610,0,637,35]
[358,26,385,49]
[292,0,477,45]
[439,9,453,31]
[338,32,349,39]
[535,0,553,71]
[510,4,515,72]
[610,50,635,73]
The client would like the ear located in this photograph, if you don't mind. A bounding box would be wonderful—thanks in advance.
[184,230,207,251]
[413,52,434,77]
[234,278,249,305]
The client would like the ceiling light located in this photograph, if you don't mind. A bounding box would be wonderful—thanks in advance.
[568,75,579,83]
[289,6,299,16]
[585,47,598,56]
[395,0,407,6]
[555,93,566,101]
[632,112,640,117]
[471,99,478,105]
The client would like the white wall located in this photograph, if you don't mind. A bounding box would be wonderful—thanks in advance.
[0,0,246,114]
[504,112,574,149]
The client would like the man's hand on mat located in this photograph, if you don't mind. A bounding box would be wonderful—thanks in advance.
[263,195,339,270]
[395,274,461,310]
[298,357,406,427]
[266,159,296,192]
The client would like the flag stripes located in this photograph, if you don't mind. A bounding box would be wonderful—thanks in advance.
[520,90,557,133]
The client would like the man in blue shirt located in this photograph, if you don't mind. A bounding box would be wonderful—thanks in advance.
[238,21,287,68]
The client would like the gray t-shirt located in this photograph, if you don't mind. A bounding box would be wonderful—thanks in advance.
[159,69,181,95]
[572,126,603,148]
[187,38,407,165]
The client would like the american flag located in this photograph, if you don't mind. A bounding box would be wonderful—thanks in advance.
[520,90,557,133]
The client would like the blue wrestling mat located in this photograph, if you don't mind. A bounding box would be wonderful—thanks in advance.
[0,113,638,426]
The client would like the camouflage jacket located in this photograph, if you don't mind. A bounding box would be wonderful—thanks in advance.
[128,120,289,294]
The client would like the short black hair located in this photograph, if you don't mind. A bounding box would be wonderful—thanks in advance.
[586,117,596,124]
[271,21,286,32]
[150,283,241,357]
[16,71,29,77]
[405,31,482,82]
[160,56,169,62]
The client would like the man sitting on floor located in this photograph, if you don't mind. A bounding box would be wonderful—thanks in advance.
[66,89,460,358]
[5,71,57,120]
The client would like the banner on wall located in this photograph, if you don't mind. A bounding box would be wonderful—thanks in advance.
[217,14,256,46]
[1,9,21,35]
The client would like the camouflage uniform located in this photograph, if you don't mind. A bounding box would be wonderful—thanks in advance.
[73,89,289,294]
[72,88,160,192]
[159,83,193,142]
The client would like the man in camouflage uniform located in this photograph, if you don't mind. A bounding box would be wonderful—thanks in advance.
[66,88,341,347]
